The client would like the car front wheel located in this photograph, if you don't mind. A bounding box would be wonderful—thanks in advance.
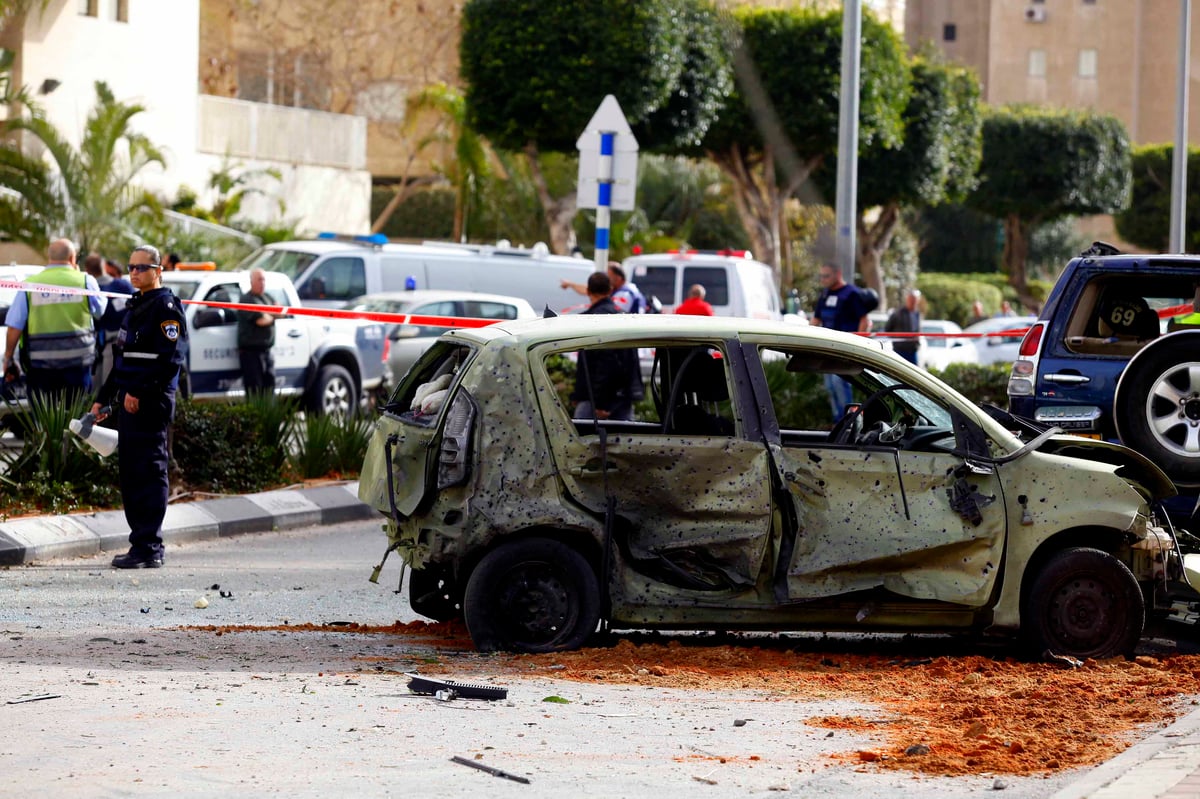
[1023,547,1143,660]
[1114,332,1200,487]
[308,364,357,417]
[463,538,600,653]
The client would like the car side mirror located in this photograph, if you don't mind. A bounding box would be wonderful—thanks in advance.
[388,324,422,340]
[194,308,228,329]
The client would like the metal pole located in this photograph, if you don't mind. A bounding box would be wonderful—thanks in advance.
[1171,0,1191,253]
[835,0,862,282]
[594,131,614,271]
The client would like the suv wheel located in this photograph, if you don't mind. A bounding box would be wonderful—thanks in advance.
[1114,333,1200,487]
[308,364,357,417]
[463,538,600,653]
[1022,547,1143,660]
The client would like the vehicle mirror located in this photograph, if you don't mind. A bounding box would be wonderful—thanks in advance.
[193,308,228,328]
[390,324,422,340]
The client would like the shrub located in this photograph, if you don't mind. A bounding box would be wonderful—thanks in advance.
[929,362,1012,408]
[173,399,287,493]
[916,273,1004,327]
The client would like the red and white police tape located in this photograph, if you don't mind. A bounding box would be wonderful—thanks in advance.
[2,277,1195,338]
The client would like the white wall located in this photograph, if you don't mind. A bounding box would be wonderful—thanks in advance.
[16,0,369,235]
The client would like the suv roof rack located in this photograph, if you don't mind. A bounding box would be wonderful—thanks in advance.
[1080,241,1121,257]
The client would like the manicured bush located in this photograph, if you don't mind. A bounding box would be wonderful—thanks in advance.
[929,362,1013,408]
[173,399,288,493]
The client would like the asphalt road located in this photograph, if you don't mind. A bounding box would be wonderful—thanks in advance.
[1,520,1090,798]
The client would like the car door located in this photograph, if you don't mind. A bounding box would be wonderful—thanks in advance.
[261,279,310,392]
[535,338,775,592]
[751,343,1007,607]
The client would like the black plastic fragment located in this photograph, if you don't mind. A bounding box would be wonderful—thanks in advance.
[406,673,508,700]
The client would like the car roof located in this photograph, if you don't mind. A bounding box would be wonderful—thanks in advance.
[963,315,1037,334]
[346,290,538,315]
[921,319,963,333]
[262,240,472,257]
[446,312,887,351]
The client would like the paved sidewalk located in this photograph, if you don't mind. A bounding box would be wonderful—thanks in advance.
[0,481,371,565]
[1053,703,1200,799]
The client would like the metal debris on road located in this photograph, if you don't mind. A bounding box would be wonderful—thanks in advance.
[7,694,61,704]
[406,673,508,701]
[449,755,530,784]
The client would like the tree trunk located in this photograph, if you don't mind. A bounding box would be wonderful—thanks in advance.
[708,144,780,282]
[856,203,901,313]
[1002,214,1040,311]
[524,142,576,255]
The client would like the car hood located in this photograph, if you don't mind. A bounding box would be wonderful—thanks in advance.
[1034,434,1177,500]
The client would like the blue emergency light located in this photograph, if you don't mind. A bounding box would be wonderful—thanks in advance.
[316,232,388,246]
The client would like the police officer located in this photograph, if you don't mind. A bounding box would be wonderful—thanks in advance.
[92,245,187,569]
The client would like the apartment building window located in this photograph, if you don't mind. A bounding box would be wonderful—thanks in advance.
[1028,49,1047,78]
[237,50,331,111]
[114,0,128,22]
[78,0,97,16]
[1079,49,1098,78]
[943,23,956,42]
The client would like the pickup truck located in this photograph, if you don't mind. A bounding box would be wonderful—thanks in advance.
[164,269,387,415]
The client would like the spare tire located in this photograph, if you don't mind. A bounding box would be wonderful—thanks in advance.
[1114,331,1200,487]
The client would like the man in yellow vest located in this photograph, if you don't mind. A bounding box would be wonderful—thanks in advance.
[2,238,106,402]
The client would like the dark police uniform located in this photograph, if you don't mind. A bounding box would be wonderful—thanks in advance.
[95,286,188,563]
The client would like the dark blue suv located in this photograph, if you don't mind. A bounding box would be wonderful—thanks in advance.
[1008,245,1200,489]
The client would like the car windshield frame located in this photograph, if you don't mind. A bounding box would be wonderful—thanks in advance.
[235,247,318,281]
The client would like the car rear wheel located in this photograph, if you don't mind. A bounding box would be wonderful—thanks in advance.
[308,364,357,417]
[409,566,461,622]
[1023,547,1143,660]
[1114,333,1200,487]
[463,538,600,653]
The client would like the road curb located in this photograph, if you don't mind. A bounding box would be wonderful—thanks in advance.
[0,481,371,566]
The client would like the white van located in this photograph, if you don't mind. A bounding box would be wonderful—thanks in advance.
[621,250,781,320]
[236,235,596,316]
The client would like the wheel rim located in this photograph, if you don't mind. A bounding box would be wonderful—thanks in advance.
[493,562,578,647]
[1143,361,1200,458]
[322,376,353,416]
[1044,575,1121,654]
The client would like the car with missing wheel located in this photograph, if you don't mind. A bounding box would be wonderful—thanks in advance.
[359,314,1190,659]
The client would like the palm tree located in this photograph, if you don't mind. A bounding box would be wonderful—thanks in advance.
[0,80,164,254]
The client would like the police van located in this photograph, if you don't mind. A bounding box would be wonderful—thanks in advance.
[621,249,781,320]
[236,235,596,316]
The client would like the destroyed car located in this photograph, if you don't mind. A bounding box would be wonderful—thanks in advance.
[359,315,1187,659]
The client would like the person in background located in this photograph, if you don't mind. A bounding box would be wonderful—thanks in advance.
[163,252,181,271]
[996,300,1016,318]
[237,268,276,395]
[811,264,870,421]
[104,258,125,281]
[884,288,922,365]
[570,272,643,421]
[84,252,134,386]
[561,262,646,314]
[92,244,187,569]
[675,284,714,316]
[2,238,105,403]
[968,300,988,326]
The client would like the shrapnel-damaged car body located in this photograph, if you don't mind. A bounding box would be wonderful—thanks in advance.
[359,315,1190,659]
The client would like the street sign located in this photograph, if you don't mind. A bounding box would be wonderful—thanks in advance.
[576,95,639,212]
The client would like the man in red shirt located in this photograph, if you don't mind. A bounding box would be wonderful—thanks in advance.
[675,284,714,316]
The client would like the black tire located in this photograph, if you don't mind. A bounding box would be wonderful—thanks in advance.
[308,364,357,417]
[1114,333,1200,487]
[408,567,461,622]
[1023,547,1144,660]
[463,538,600,653]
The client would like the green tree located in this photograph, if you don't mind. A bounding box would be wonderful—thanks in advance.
[816,57,982,310]
[967,105,1131,309]
[1114,143,1200,252]
[460,0,730,253]
[0,81,164,254]
[701,6,910,283]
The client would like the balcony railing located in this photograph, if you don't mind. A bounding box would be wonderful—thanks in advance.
[197,95,367,170]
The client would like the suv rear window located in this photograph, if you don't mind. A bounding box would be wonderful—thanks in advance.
[637,266,677,306]
[1062,274,1189,356]
[683,266,729,306]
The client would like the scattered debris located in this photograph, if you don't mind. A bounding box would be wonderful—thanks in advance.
[542,696,570,704]
[905,744,931,756]
[993,778,1008,790]
[733,719,748,727]
[450,755,530,784]
[139,608,150,614]
[407,674,507,701]
[1043,651,1083,669]
[7,694,61,705]
[210,584,220,590]
[219,591,233,599]
[194,597,209,609]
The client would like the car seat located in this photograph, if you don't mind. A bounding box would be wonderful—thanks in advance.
[1097,296,1159,342]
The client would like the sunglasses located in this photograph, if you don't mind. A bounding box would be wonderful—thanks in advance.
[129,264,161,273]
